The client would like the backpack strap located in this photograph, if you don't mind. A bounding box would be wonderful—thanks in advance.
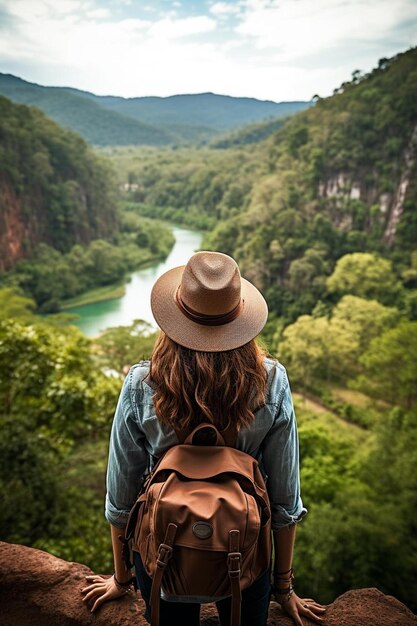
[174,421,239,447]
[150,523,178,626]
[228,529,242,626]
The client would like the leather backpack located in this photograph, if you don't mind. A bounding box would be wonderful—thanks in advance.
[124,422,272,626]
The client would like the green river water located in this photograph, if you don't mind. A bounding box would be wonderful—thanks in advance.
[66,226,203,337]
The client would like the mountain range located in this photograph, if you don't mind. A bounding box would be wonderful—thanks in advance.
[0,73,311,146]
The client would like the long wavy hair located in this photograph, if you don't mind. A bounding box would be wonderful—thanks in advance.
[148,332,268,433]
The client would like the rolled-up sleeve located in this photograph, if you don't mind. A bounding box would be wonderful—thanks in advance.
[261,366,307,529]
[105,369,148,528]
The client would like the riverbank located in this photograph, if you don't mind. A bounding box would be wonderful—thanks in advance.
[60,283,126,309]
[60,254,169,310]
[61,225,204,336]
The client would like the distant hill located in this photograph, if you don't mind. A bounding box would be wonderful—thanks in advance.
[75,90,311,129]
[210,116,289,148]
[0,73,311,146]
[0,74,175,146]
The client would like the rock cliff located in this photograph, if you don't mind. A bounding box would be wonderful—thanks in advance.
[0,96,119,271]
[0,542,415,626]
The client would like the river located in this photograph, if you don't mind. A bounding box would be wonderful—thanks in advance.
[66,226,203,337]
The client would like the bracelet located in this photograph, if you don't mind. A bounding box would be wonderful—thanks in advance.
[273,569,295,604]
[274,567,293,580]
[274,587,294,604]
[275,567,292,576]
[113,574,137,592]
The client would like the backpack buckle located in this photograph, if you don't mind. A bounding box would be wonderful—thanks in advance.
[156,543,173,568]
[227,551,242,578]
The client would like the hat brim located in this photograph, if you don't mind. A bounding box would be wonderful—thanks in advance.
[151,266,268,352]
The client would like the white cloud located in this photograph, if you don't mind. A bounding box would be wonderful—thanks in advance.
[0,0,415,100]
[8,0,86,20]
[0,2,219,95]
[86,8,111,19]
[235,0,417,60]
[210,2,241,15]
[148,15,216,39]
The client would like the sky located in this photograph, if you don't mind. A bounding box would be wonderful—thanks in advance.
[0,0,416,102]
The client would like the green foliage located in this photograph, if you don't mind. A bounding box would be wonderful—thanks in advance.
[0,95,118,269]
[95,320,158,372]
[326,253,402,305]
[0,318,119,570]
[279,296,399,387]
[326,295,399,379]
[210,116,288,149]
[299,419,357,503]
[3,217,174,312]
[355,321,417,409]
[124,201,216,230]
[279,316,331,387]
[0,414,64,544]
[204,48,417,320]
[0,320,118,441]
[296,407,417,609]
[105,144,263,231]
[104,50,417,329]
[0,287,35,320]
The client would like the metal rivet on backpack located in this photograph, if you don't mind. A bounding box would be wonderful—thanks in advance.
[192,522,213,539]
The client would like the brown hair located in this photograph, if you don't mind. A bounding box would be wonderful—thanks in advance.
[149,332,268,433]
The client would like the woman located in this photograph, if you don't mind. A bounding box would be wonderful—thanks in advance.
[81,251,326,626]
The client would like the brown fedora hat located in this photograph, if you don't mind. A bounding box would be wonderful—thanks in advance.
[151,251,268,352]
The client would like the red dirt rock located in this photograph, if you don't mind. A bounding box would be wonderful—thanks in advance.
[0,542,415,625]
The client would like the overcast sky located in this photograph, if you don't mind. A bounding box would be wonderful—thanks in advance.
[0,0,416,101]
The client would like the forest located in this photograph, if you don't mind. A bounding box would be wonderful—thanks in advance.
[0,96,174,310]
[0,46,416,611]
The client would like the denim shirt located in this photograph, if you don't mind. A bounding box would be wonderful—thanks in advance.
[105,357,307,531]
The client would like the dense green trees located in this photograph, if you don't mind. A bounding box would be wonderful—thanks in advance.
[0,286,35,321]
[279,295,400,387]
[295,405,417,608]
[0,96,176,311]
[95,320,157,372]
[0,317,120,568]
[104,49,417,329]
[0,96,118,270]
[326,253,401,305]
[355,321,417,408]
[106,144,264,230]
[1,216,174,312]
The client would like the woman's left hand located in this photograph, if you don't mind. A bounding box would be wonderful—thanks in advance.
[277,591,326,625]
[81,574,130,612]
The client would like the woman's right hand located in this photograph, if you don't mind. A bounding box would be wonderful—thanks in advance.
[274,590,326,625]
[81,574,130,612]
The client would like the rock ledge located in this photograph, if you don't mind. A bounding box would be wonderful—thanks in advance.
[0,542,415,625]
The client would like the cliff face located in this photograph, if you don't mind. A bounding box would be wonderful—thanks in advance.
[0,96,119,272]
[0,183,27,269]
[316,123,417,243]
[0,542,415,626]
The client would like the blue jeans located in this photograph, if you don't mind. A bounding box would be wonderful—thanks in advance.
[133,551,271,626]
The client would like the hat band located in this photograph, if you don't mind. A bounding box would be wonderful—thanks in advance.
[175,287,244,326]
